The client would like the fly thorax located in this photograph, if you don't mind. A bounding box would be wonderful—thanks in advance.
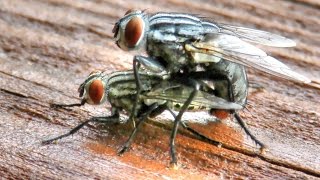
[149,45,188,72]
[112,97,140,115]
[108,82,138,99]
[147,32,190,73]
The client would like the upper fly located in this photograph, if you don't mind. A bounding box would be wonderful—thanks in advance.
[111,10,311,164]
[113,10,310,83]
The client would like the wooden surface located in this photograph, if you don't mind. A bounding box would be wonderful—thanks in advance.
[0,0,319,179]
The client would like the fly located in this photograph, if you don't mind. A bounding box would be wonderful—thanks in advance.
[113,10,310,84]
[43,70,243,165]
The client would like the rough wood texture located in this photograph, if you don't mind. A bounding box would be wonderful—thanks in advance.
[0,0,319,179]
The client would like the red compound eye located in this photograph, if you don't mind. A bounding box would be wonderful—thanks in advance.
[125,16,144,48]
[89,79,104,104]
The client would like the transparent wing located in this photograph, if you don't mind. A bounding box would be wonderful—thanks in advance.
[144,84,243,110]
[186,34,310,83]
[217,23,296,47]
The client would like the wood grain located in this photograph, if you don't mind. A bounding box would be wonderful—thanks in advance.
[0,0,319,179]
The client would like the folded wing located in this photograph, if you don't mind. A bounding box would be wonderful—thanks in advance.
[186,34,310,83]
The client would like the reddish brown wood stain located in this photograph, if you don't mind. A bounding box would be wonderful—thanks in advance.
[0,0,319,179]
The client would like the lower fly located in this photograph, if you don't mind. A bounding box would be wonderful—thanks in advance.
[44,70,246,165]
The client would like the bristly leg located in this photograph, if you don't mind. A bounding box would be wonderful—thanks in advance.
[205,72,265,151]
[129,55,168,127]
[118,103,159,155]
[128,57,143,127]
[169,79,200,166]
[167,108,222,147]
[181,122,222,147]
[42,112,120,145]
[233,111,265,150]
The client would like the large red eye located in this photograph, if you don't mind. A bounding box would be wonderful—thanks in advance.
[125,16,144,48]
[89,79,104,104]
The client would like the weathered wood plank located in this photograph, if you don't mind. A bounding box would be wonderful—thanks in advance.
[0,0,319,179]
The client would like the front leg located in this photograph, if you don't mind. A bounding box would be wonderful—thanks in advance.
[129,55,168,125]
[42,110,120,144]
[134,55,167,74]
[50,99,86,108]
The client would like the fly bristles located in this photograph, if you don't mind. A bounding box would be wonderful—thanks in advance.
[89,70,102,76]
[125,9,139,15]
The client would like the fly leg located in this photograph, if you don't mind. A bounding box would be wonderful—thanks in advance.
[118,103,159,155]
[181,123,222,147]
[233,111,265,150]
[42,110,120,144]
[129,55,168,126]
[212,74,265,149]
[196,72,265,150]
[169,79,200,166]
[167,109,222,147]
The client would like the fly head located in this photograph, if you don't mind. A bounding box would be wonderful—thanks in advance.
[113,9,149,51]
[78,71,108,105]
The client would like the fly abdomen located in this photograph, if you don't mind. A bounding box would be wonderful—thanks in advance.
[204,60,248,106]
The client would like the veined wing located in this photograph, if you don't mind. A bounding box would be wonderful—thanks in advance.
[143,84,243,110]
[216,23,296,47]
[186,34,310,83]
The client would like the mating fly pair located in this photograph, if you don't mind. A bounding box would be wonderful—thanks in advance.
[44,10,311,165]
[43,70,242,158]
